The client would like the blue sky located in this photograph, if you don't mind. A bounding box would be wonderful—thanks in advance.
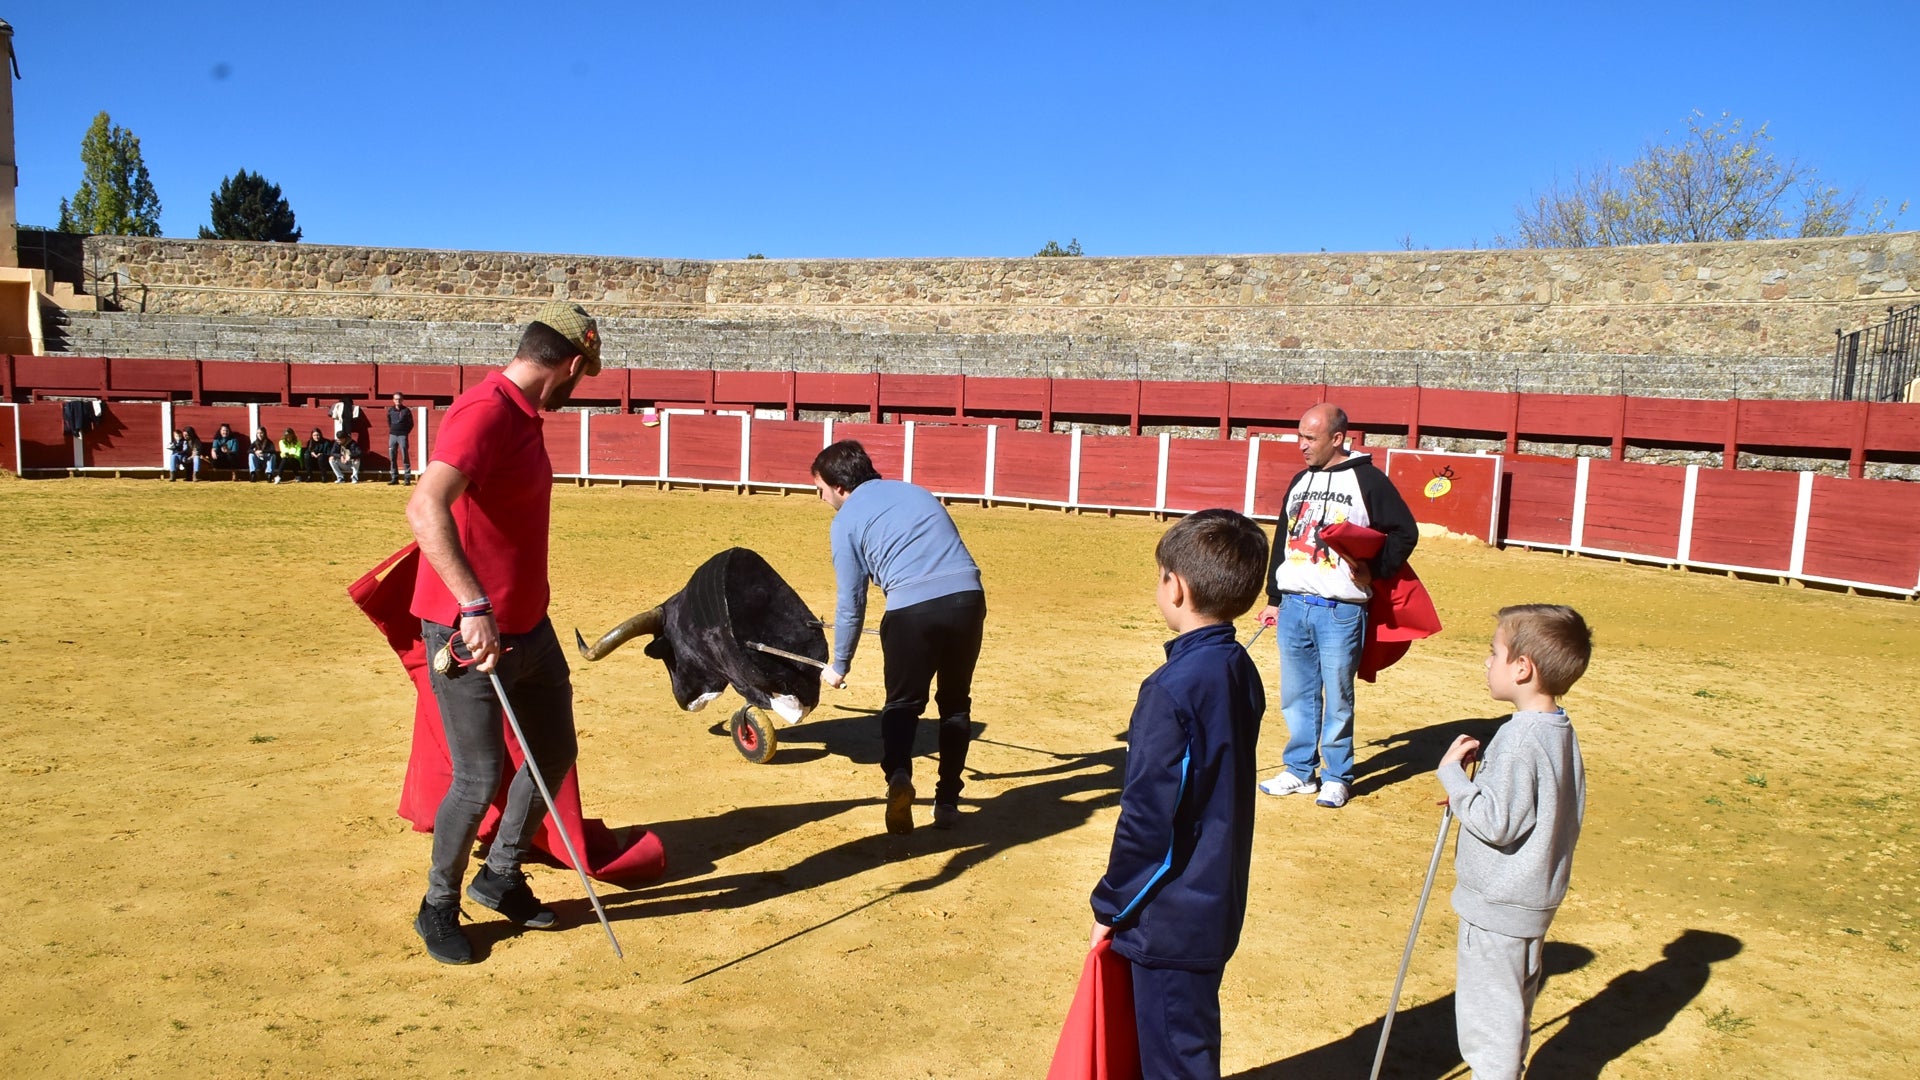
[8,2,1913,260]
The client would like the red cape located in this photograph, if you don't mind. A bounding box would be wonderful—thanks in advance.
[1316,522,1443,682]
[348,544,668,887]
[1047,939,1141,1080]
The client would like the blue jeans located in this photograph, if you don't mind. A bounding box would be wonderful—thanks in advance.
[1277,594,1366,787]
[248,452,276,478]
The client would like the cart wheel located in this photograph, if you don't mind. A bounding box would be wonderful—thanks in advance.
[731,705,778,764]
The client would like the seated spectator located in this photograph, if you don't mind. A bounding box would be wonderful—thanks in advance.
[248,428,278,483]
[166,428,196,482]
[207,423,244,470]
[167,427,207,482]
[303,427,335,483]
[276,427,304,482]
[331,431,364,484]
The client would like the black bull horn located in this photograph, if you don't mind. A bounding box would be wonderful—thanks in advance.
[571,548,830,725]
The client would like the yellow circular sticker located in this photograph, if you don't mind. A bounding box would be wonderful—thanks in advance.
[1423,476,1453,499]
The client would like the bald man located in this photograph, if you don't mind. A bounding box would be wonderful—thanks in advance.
[1256,404,1417,809]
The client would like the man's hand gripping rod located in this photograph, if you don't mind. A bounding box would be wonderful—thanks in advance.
[485,670,624,960]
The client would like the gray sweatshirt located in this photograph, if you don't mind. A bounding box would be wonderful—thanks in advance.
[828,479,982,671]
[1439,709,1585,938]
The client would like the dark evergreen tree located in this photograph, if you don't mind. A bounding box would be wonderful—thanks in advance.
[198,169,302,242]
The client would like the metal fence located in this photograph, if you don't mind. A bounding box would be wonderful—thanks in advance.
[1832,305,1918,402]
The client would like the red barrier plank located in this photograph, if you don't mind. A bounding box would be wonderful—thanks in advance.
[79,401,166,468]
[1163,438,1248,513]
[965,376,1046,415]
[588,413,663,477]
[747,419,824,485]
[460,366,493,394]
[992,431,1071,502]
[1077,434,1159,509]
[1801,476,1920,591]
[1387,450,1501,542]
[714,370,792,405]
[665,413,742,481]
[108,357,195,395]
[567,368,629,406]
[1515,394,1620,440]
[18,402,75,469]
[541,412,583,475]
[879,373,961,413]
[1624,397,1731,445]
[1687,469,1797,572]
[830,423,906,480]
[1581,460,1684,558]
[1251,437,1304,519]
[1865,402,1920,454]
[1052,378,1138,417]
[0,405,16,472]
[1139,380,1228,421]
[908,425,989,495]
[204,360,290,398]
[1500,455,1577,547]
[1230,383,1322,425]
[632,369,714,403]
[1416,388,1510,435]
[1737,399,1856,449]
[794,372,878,410]
[17,355,106,395]
[1333,385,1417,431]
[290,363,376,400]
[376,364,462,400]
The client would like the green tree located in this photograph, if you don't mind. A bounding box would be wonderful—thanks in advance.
[1506,111,1906,247]
[197,169,302,242]
[1035,238,1084,257]
[55,111,163,236]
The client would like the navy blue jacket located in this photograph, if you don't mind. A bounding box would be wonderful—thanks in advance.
[1090,622,1265,970]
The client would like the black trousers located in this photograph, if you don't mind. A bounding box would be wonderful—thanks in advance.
[878,589,985,804]
[1131,961,1225,1080]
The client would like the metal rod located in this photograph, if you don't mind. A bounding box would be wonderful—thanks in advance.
[745,640,830,669]
[1245,623,1267,651]
[1370,802,1454,1080]
[485,670,624,960]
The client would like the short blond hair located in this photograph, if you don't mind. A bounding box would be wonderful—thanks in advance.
[1496,604,1592,696]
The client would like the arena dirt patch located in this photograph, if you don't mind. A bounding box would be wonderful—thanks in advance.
[1,479,1914,1077]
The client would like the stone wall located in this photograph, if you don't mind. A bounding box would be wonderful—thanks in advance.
[69,233,1918,398]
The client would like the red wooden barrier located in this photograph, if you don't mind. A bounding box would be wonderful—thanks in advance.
[632,368,714,405]
[1339,386,1417,433]
[82,403,165,469]
[794,372,878,414]
[375,365,461,401]
[1500,456,1578,547]
[1077,434,1159,510]
[714,370,791,409]
[1800,476,1920,590]
[993,430,1071,503]
[965,376,1047,417]
[1865,402,1920,454]
[542,412,583,476]
[879,373,961,415]
[1624,396,1732,447]
[588,413,663,477]
[830,423,906,480]
[108,357,196,398]
[1385,450,1502,543]
[747,419,823,485]
[204,359,292,401]
[17,355,106,397]
[1163,438,1247,512]
[1581,459,1686,559]
[17,402,74,470]
[1416,388,1511,436]
[1250,437,1303,519]
[1687,468,1798,572]
[664,413,740,481]
[1230,383,1321,426]
[1053,379,1139,425]
[911,424,989,495]
[1515,393,1619,442]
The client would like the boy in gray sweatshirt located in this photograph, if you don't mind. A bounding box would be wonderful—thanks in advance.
[1438,604,1592,1080]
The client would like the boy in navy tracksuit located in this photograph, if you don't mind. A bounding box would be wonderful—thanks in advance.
[1088,509,1270,1079]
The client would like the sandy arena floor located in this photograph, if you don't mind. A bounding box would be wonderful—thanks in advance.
[1,474,1915,1078]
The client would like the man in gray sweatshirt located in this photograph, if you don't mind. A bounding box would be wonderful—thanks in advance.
[812,440,986,836]
[1438,604,1592,1080]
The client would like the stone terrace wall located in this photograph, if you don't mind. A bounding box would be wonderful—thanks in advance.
[84,233,1916,358]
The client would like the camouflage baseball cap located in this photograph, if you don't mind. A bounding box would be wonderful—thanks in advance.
[531,301,602,377]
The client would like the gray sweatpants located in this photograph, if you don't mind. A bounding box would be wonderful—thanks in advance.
[421,618,578,906]
[1455,919,1545,1080]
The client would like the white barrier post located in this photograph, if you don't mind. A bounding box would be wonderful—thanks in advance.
[1788,471,1815,578]
[984,422,998,501]
[1243,435,1261,517]
[902,421,916,484]
[1569,456,1590,551]
[578,410,592,480]
[657,409,670,481]
[1154,432,1170,513]
[739,412,751,488]
[160,401,174,470]
[1676,464,1700,564]
[1068,426,1082,507]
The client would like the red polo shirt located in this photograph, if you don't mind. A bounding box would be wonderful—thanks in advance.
[411,371,554,634]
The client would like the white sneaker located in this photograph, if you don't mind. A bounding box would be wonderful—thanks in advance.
[1316,780,1351,808]
[1258,772,1318,797]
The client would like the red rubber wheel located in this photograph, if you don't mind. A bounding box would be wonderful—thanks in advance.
[730,705,778,764]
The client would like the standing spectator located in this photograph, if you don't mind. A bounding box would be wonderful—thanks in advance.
[332,431,364,483]
[276,427,304,484]
[387,393,416,485]
[303,427,335,484]
[331,396,360,440]
[248,427,278,482]
[1256,403,1417,809]
[207,423,244,470]
[166,427,203,482]
[811,439,986,834]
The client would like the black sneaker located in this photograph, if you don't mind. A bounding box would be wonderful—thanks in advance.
[885,772,916,835]
[467,865,557,928]
[414,898,473,964]
[932,801,960,830]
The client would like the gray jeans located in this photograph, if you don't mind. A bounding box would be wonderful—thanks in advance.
[388,435,412,475]
[421,617,577,905]
[1455,919,1545,1080]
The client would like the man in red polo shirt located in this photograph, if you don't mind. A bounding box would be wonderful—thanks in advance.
[404,301,601,965]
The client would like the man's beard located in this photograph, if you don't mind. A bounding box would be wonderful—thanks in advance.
[542,369,585,411]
